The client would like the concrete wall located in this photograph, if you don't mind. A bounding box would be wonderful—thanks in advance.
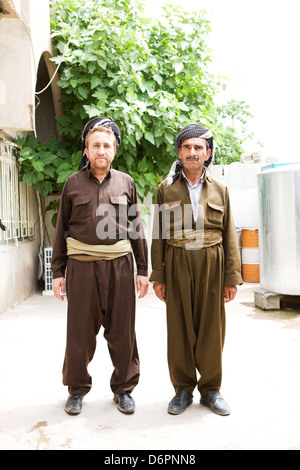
[0,0,52,132]
[0,1,55,314]
[0,239,40,313]
[0,181,42,314]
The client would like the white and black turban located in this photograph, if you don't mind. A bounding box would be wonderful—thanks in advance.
[166,123,215,187]
[78,117,121,170]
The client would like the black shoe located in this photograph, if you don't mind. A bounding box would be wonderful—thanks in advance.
[64,394,83,415]
[200,390,230,416]
[168,390,193,415]
[113,392,135,414]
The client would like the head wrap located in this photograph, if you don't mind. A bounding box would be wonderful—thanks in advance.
[166,123,215,187]
[78,117,121,171]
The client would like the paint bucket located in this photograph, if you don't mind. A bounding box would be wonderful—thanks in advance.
[241,229,260,282]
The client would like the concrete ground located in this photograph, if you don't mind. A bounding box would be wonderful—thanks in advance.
[0,283,300,451]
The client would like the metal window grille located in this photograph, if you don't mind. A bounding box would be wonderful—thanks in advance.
[43,247,53,295]
[0,139,34,245]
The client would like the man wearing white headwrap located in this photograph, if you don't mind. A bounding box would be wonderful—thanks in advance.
[150,123,242,416]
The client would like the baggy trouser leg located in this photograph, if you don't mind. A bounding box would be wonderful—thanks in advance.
[97,254,140,395]
[63,259,103,397]
[165,246,198,395]
[165,244,225,396]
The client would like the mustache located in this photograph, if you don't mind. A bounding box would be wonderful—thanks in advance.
[186,156,199,161]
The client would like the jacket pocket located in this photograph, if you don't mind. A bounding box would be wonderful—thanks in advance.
[110,195,128,206]
[73,196,92,218]
[206,202,224,227]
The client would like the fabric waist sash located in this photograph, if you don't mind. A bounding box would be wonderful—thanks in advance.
[166,229,222,249]
[66,237,131,261]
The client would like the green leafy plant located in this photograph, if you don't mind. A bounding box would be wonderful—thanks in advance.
[48,0,221,199]
[17,0,257,227]
[17,135,82,195]
[215,100,256,164]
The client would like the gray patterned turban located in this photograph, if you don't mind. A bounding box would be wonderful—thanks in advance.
[79,117,121,170]
[167,123,215,186]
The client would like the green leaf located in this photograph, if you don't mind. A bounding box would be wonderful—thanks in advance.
[165,132,175,144]
[40,152,57,165]
[92,89,107,107]
[83,105,101,118]
[22,172,34,185]
[132,62,147,72]
[91,76,102,90]
[174,61,184,75]
[128,134,136,146]
[56,162,70,173]
[97,59,107,70]
[145,132,155,145]
[57,169,73,184]
[56,115,70,127]
[77,86,89,99]
[32,161,45,172]
[42,181,54,196]
[43,165,56,178]
[153,74,163,85]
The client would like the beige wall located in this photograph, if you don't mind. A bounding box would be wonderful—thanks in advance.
[0,240,40,313]
[0,0,54,133]
[0,180,42,314]
[0,1,56,313]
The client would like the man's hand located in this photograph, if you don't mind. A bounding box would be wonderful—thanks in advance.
[153,282,166,302]
[224,285,237,303]
[52,277,66,301]
[136,275,149,299]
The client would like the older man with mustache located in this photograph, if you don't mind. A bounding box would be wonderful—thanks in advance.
[150,123,243,416]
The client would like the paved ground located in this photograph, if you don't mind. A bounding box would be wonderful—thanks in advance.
[0,283,300,451]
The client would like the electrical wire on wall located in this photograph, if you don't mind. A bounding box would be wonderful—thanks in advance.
[17,0,84,136]
[35,0,85,97]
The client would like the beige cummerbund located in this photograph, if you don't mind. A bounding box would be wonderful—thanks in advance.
[66,237,132,261]
[166,229,223,249]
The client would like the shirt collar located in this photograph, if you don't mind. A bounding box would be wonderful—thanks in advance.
[85,164,112,182]
[181,168,206,188]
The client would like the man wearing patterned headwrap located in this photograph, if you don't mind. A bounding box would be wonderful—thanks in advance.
[51,117,149,416]
[150,123,242,416]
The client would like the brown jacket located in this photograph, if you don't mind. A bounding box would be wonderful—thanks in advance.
[150,171,243,286]
[51,167,148,279]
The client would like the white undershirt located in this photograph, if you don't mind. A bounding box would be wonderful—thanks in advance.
[182,170,205,222]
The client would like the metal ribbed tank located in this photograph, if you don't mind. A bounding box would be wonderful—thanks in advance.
[257,163,300,295]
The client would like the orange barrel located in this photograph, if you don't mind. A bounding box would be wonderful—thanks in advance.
[241,229,260,282]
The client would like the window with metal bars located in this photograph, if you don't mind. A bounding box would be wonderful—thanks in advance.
[0,138,35,245]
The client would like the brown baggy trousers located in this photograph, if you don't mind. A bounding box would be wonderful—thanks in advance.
[165,244,226,397]
[63,254,139,397]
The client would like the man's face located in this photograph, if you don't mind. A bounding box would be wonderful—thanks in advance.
[85,131,116,174]
[178,137,211,172]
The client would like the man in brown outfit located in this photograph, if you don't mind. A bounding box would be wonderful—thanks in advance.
[150,123,242,416]
[51,117,148,415]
